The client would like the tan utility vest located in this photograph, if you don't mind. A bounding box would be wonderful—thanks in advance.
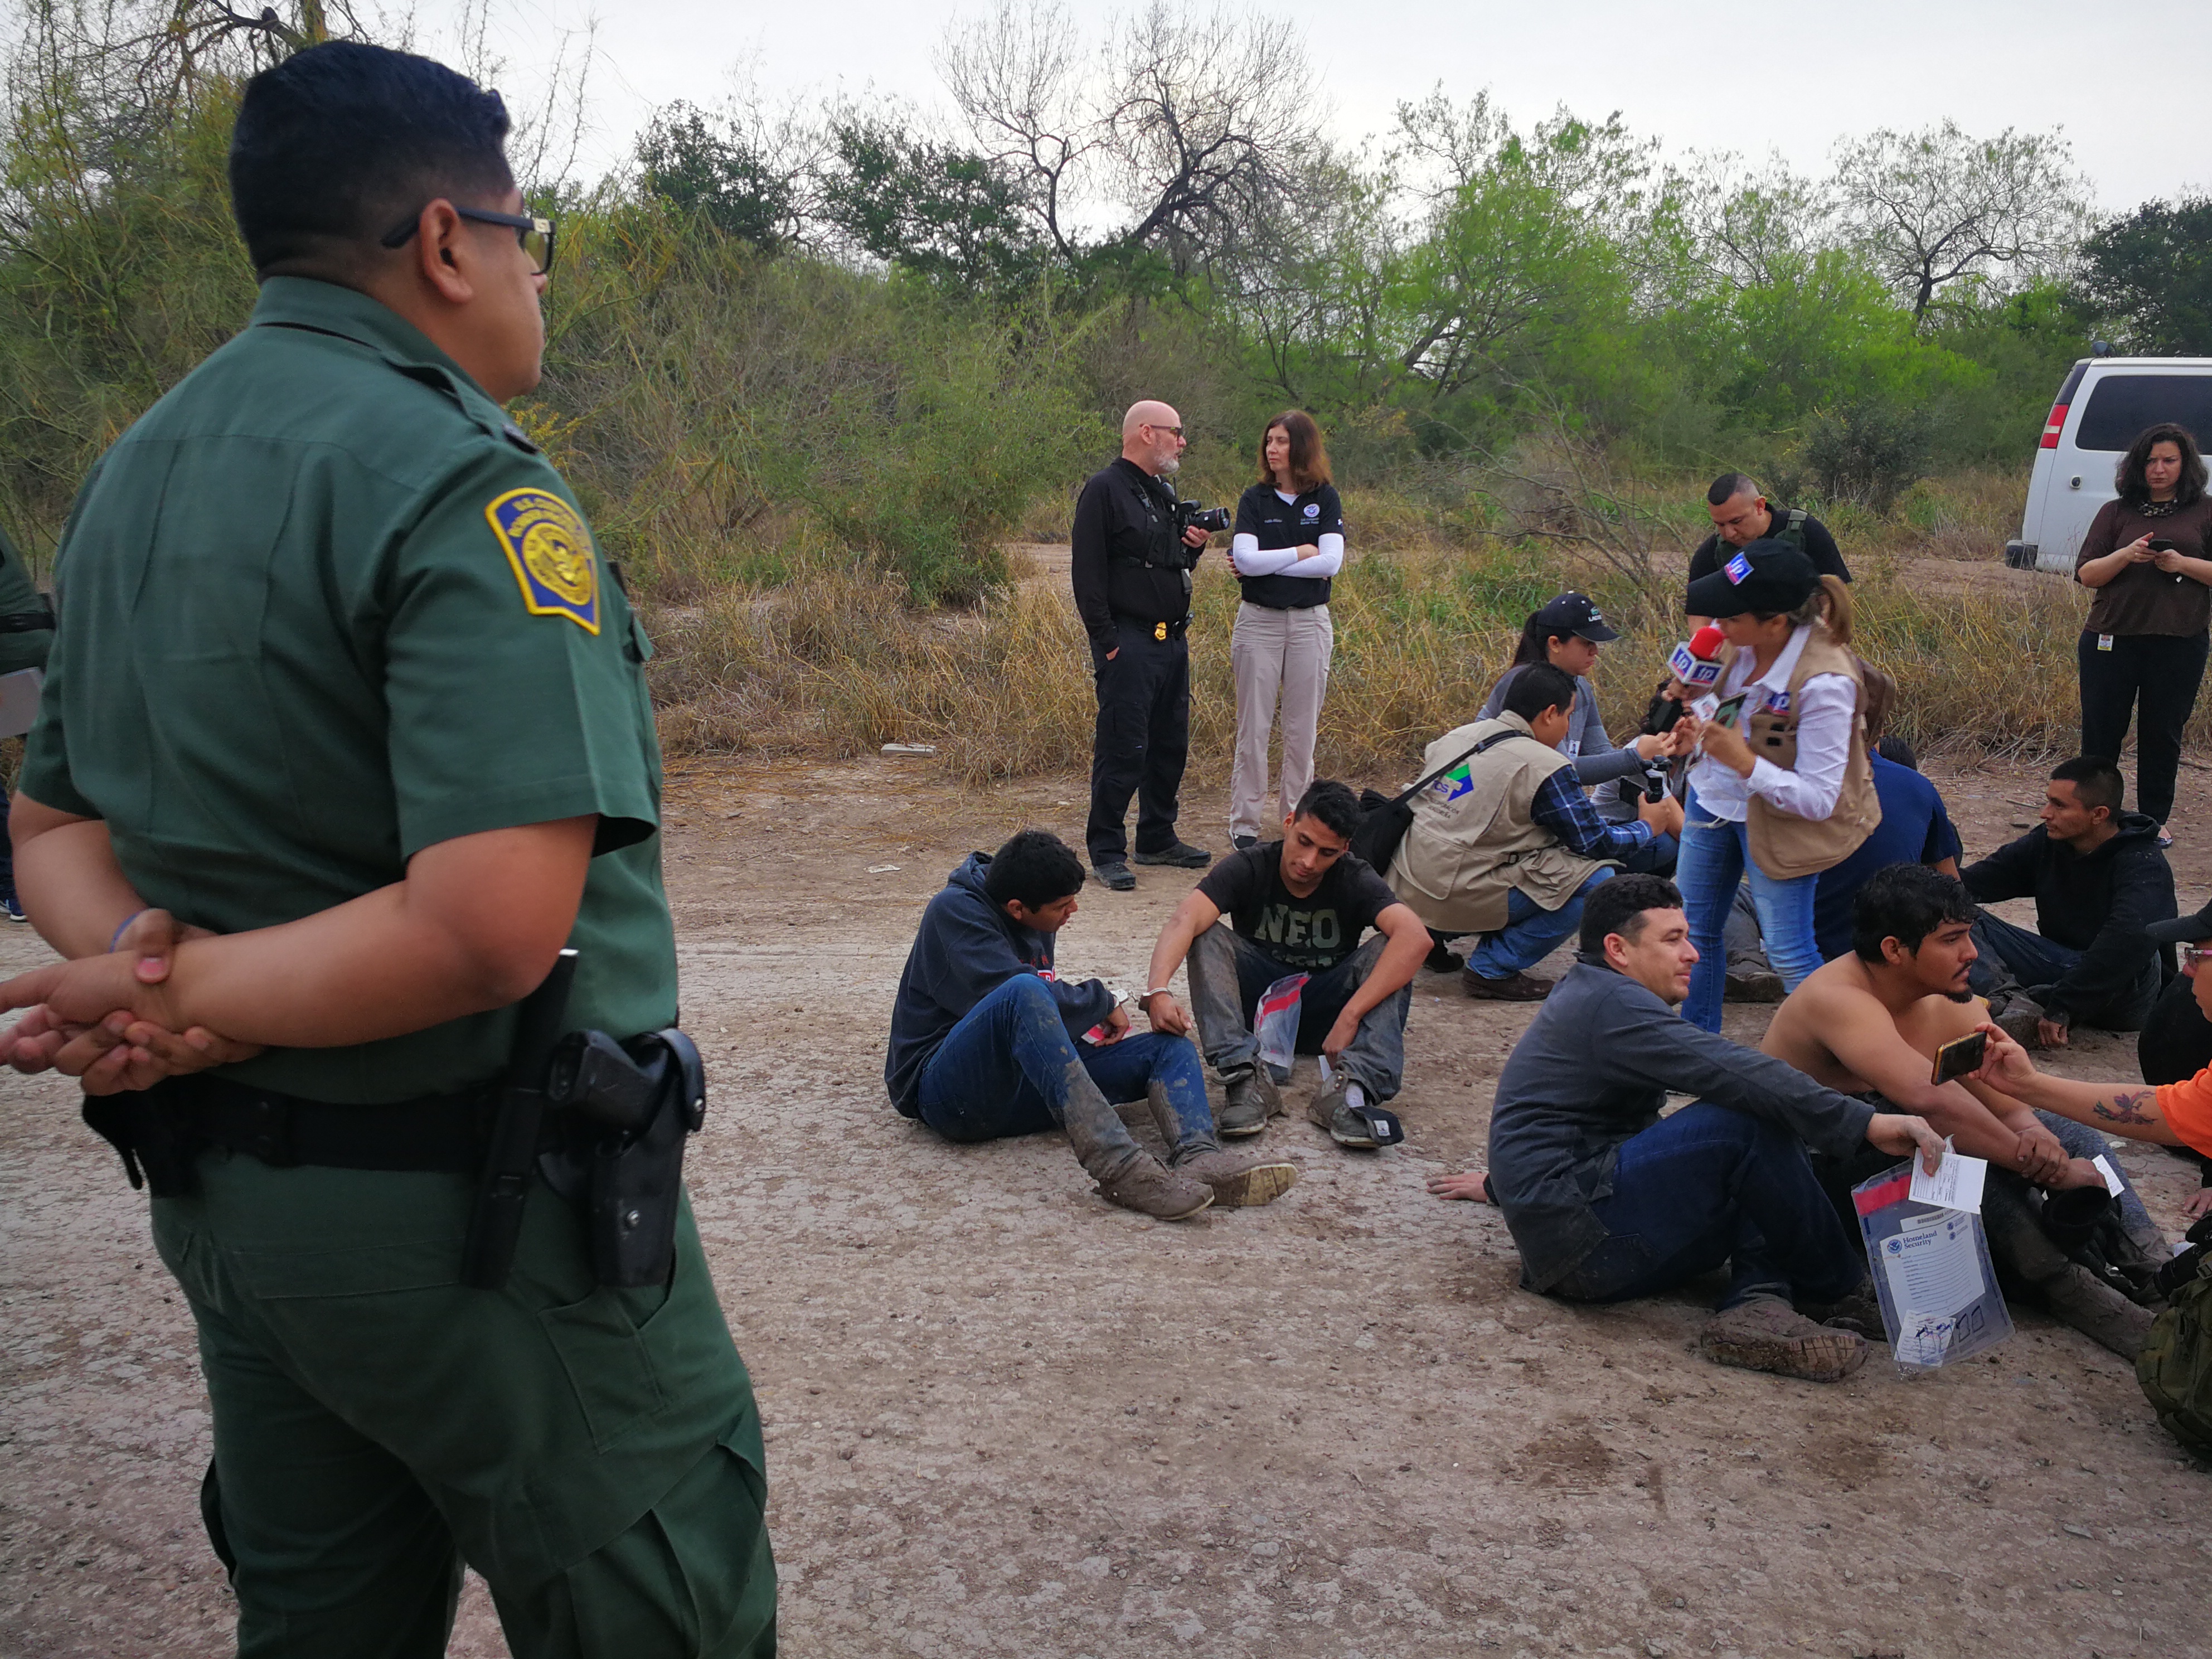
[1385,711,1607,933]
[1724,627,1881,880]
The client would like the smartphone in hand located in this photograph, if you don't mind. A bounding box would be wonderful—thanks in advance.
[1930,1030,1988,1085]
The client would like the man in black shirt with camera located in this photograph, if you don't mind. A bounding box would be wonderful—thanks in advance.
[1072,399,1223,890]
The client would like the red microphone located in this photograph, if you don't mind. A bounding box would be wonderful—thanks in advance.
[1668,624,1726,689]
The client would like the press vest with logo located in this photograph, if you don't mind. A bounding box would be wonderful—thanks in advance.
[1725,626,1881,881]
[1385,712,1606,933]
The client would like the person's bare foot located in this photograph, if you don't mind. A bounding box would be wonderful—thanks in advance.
[1427,1170,1491,1203]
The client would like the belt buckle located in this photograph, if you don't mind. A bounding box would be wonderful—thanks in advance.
[1154,621,1167,641]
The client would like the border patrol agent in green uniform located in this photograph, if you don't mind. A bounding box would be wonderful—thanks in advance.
[0,42,773,1657]
[0,516,55,919]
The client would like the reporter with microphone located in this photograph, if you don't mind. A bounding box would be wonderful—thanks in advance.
[1665,541,1880,1032]
[1478,593,1683,875]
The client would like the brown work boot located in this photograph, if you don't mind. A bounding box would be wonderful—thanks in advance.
[1170,1147,1299,1207]
[1092,1153,1215,1220]
[1725,961,1785,1003]
[1461,966,1552,1002]
[1698,1294,1868,1382]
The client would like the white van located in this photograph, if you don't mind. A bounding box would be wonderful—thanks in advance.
[2004,356,2212,574]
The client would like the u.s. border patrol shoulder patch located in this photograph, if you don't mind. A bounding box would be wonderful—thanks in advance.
[486,487,599,633]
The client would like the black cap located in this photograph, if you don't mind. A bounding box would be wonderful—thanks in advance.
[2146,901,2212,945]
[1684,537,1818,619]
[1532,591,1619,643]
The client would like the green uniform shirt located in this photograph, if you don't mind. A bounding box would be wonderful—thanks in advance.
[0,517,50,675]
[22,276,675,1103]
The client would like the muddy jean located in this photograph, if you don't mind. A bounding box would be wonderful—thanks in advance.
[1966,910,2160,1031]
[1185,926,1409,1101]
[1228,601,1332,842]
[1549,1102,1866,1311]
[916,973,1214,1150]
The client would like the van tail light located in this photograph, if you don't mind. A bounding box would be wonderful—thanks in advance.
[2041,404,2069,448]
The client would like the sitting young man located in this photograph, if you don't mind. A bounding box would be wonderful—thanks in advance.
[1431,873,1943,1383]
[1962,755,2175,1049]
[1141,779,1430,1149]
[1386,662,1680,1003]
[886,829,1296,1218]
[1760,863,2165,1355]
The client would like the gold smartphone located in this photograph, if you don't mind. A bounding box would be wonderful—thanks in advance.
[1930,1030,1988,1085]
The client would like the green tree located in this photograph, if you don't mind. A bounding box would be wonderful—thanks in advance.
[636,102,802,249]
[818,116,1042,298]
[2075,197,2212,355]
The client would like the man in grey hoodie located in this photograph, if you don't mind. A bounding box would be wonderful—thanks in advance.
[886,829,1295,1219]
[1432,872,1943,1381]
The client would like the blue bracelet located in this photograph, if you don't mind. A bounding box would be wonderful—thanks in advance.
[109,909,147,953]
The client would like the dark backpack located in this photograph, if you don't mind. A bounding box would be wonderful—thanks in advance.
[2138,1214,2212,1458]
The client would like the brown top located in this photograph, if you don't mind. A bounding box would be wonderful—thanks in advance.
[2077,495,2212,637]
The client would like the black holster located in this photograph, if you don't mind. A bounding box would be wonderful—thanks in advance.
[538,1027,706,1288]
[81,1083,205,1197]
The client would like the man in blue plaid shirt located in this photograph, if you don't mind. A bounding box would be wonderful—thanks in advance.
[1386,663,1685,1001]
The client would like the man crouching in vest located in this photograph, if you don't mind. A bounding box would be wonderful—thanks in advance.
[1385,663,1684,1001]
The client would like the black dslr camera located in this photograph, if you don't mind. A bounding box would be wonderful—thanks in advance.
[1173,498,1231,536]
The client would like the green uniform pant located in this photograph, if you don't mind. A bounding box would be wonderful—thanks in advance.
[151,1150,775,1658]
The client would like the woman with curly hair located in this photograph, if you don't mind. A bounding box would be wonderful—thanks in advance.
[2075,421,2212,842]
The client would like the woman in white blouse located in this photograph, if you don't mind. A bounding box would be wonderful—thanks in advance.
[1226,412,1346,849]
[1665,541,1880,1031]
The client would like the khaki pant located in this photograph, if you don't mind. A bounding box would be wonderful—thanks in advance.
[1229,600,1332,841]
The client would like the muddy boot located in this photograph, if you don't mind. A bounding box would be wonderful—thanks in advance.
[1060,1069,1212,1220]
[1215,1064,1281,1138]
[1147,1081,1297,1207]
[1698,1294,1868,1382]
[1798,1278,1887,1341]
[2040,1262,2156,1359]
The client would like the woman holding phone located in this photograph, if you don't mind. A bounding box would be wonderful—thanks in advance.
[2075,421,2212,845]
[1225,411,1344,849]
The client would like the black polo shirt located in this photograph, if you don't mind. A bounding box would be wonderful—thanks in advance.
[1071,457,1189,655]
[1687,506,1850,595]
[1232,481,1343,609]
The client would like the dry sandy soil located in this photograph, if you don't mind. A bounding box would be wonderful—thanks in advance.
[5,746,2211,1658]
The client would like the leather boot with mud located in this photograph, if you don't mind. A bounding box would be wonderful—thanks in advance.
[1147,1082,1298,1207]
[2039,1262,2156,1359]
[1698,1293,1868,1382]
[1216,1064,1281,1138]
[1092,1152,1216,1220]
[1797,1278,1887,1340]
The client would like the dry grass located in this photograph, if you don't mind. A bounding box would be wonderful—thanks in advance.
[648,508,2150,791]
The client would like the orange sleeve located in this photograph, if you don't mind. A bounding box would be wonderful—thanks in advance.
[2155,1070,2212,1157]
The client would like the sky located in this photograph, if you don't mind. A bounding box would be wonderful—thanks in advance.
[421,0,2205,212]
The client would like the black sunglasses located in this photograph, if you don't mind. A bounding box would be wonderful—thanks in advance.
[380,205,556,276]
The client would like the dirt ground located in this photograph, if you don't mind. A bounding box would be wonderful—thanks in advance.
[5,745,2212,1658]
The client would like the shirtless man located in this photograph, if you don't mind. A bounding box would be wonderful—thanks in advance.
[1762,862,2163,1355]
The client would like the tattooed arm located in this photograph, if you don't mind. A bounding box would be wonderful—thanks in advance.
[1970,1023,2185,1147]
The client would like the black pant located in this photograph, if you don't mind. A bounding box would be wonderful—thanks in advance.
[2078,628,2210,826]
[1086,618,1190,865]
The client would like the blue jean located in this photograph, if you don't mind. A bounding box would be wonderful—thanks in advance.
[1186,927,1410,1100]
[1676,788,1821,1032]
[915,974,1213,1151]
[1966,910,2160,1031]
[1614,830,1677,878]
[1551,1103,1866,1310]
[1466,867,1614,978]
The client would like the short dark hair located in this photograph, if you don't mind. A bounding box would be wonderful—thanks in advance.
[1579,873,1681,955]
[230,40,515,274]
[1501,662,1578,723]
[2114,421,2208,510]
[1256,410,1332,492]
[1707,472,1760,507]
[1873,733,1918,769]
[1293,778,1361,842]
[1851,864,1977,962]
[983,830,1085,910]
[2051,754,2124,817]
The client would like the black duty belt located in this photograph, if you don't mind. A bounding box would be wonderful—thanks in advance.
[1118,614,1189,639]
[83,1074,498,1190]
[0,609,52,634]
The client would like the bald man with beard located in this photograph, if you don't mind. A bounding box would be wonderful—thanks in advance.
[1071,400,1219,890]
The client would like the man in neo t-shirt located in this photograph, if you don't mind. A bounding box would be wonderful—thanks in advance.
[1140,780,1431,1149]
